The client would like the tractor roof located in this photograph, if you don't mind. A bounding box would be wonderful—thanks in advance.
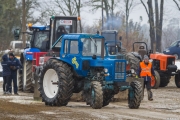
[62,33,104,40]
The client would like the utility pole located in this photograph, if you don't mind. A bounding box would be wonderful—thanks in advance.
[102,0,104,31]
[22,0,26,48]
[78,0,82,33]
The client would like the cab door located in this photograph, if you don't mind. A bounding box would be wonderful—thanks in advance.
[61,40,81,70]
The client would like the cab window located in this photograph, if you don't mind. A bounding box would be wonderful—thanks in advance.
[70,41,78,54]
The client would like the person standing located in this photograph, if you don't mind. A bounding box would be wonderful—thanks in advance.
[1,54,11,95]
[8,53,22,95]
[137,55,155,101]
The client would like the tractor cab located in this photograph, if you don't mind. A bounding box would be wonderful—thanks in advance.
[105,41,121,55]
[101,30,125,56]
[28,24,50,52]
[50,16,77,48]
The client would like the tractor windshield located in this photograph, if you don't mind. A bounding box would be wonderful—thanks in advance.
[32,31,49,51]
[81,38,103,56]
[102,32,116,41]
[55,19,77,43]
[105,42,121,55]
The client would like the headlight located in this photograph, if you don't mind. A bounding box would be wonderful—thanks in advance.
[172,61,175,65]
[131,69,135,74]
[104,68,108,73]
[165,49,170,52]
[39,57,44,65]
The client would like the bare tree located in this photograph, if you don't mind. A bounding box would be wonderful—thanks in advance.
[173,0,180,10]
[123,0,140,45]
[39,0,83,32]
[140,0,163,52]
[87,0,120,30]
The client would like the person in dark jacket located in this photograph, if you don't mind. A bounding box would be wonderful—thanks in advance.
[137,55,155,101]
[8,53,22,95]
[1,54,11,94]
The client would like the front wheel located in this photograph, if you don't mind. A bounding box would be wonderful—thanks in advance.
[128,81,142,109]
[90,81,103,109]
[39,59,74,106]
[173,54,179,60]
[151,71,160,89]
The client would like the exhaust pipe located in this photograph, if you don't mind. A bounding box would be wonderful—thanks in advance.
[101,38,105,60]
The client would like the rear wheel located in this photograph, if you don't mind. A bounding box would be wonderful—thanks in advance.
[151,71,160,89]
[128,81,142,109]
[120,47,127,55]
[17,69,23,91]
[90,81,103,109]
[159,75,171,87]
[23,60,33,92]
[39,59,74,106]
[125,52,140,72]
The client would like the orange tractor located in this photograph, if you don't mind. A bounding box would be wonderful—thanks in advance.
[129,42,180,89]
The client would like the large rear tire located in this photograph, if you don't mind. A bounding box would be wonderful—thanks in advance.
[159,75,170,87]
[17,69,23,91]
[120,47,127,55]
[125,52,140,72]
[39,59,74,106]
[90,81,103,109]
[151,70,160,89]
[128,81,142,109]
[23,60,33,92]
[175,72,180,88]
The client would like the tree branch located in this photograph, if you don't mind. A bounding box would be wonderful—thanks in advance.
[140,0,149,16]
[173,0,180,10]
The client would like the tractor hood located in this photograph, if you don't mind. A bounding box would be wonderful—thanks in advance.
[60,56,126,81]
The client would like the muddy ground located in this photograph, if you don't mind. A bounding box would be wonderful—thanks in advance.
[0,78,180,120]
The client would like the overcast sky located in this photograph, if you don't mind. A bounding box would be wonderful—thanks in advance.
[80,0,180,27]
[35,0,180,28]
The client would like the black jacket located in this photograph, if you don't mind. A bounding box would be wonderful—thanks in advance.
[9,57,22,72]
[1,54,11,76]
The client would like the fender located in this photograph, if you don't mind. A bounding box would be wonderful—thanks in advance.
[23,48,41,61]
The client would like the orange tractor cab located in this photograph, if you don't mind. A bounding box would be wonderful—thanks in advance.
[132,42,180,88]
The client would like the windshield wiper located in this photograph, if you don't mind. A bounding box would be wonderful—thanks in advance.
[90,37,97,47]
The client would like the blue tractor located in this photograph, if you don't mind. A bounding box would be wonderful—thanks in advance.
[14,16,78,92]
[38,33,143,109]
[101,30,140,76]
[14,24,50,92]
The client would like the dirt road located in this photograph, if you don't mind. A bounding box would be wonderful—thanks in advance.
[0,78,180,120]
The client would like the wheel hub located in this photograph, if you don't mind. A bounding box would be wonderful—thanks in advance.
[43,69,59,98]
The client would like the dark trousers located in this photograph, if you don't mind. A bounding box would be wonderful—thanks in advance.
[3,75,11,92]
[9,72,18,94]
[144,80,151,90]
[143,80,153,99]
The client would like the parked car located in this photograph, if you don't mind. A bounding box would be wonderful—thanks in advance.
[163,40,180,59]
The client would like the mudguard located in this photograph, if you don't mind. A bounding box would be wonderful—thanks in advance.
[23,48,41,61]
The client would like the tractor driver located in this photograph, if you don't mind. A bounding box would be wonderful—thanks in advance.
[137,55,155,101]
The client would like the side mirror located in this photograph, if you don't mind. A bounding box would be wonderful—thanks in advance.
[119,36,122,41]
[14,29,20,40]
[177,43,180,47]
